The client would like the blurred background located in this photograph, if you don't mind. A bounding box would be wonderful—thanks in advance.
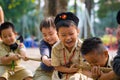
[0,0,120,50]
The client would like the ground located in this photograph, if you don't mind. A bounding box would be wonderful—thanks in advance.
[21,48,40,74]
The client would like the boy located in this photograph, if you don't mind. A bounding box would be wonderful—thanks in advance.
[81,37,118,80]
[51,12,92,80]
[0,22,33,80]
[113,9,120,77]
[33,17,59,80]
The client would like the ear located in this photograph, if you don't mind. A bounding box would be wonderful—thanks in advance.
[14,32,18,37]
[103,50,108,57]
[77,28,80,34]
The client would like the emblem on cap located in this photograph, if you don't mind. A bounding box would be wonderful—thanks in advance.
[60,14,67,19]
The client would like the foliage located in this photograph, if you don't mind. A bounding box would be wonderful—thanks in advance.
[94,0,120,36]
[98,0,120,18]
[0,0,35,22]
[0,0,43,39]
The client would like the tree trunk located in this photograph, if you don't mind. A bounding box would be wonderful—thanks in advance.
[43,0,68,17]
[85,0,93,16]
[44,0,57,17]
[57,0,68,13]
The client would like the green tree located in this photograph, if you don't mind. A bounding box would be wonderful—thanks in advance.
[0,0,35,22]
[94,0,120,36]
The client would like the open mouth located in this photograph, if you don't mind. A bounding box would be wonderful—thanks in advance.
[65,40,73,45]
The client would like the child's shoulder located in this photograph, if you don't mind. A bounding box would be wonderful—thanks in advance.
[0,41,3,48]
[52,40,63,50]
[0,41,6,47]
[78,39,83,43]
[0,41,9,51]
[77,39,83,47]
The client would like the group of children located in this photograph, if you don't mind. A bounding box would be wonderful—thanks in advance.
[0,11,120,80]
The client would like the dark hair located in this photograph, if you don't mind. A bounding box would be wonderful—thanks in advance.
[56,20,77,31]
[81,37,106,55]
[0,22,15,36]
[54,12,79,26]
[40,17,55,32]
[117,10,120,24]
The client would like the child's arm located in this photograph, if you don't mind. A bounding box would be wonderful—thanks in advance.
[98,71,116,80]
[19,49,28,61]
[91,66,116,80]
[18,43,28,61]
[54,65,79,73]
[39,40,52,66]
[42,55,51,66]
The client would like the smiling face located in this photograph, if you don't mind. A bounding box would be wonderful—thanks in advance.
[1,27,16,45]
[83,50,108,67]
[58,26,79,51]
[41,27,59,45]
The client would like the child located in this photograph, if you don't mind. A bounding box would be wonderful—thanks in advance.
[81,37,118,80]
[0,22,33,80]
[113,9,120,77]
[51,12,92,80]
[33,17,59,80]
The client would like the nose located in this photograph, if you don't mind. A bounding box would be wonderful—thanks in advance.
[6,37,11,40]
[66,35,71,40]
[46,36,50,41]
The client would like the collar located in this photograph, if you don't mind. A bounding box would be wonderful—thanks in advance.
[104,52,117,67]
[56,39,82,51]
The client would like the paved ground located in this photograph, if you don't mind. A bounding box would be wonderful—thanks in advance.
[21,48,40,74]
[21,48,117,74]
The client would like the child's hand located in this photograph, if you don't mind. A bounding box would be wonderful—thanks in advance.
[21,56,29,61]
[69,65,79,73]
[91,66,101,79]
[69,67,79,73]
[98,71,116,80]
[98,72,110,80]
[42,56,51,67]
[70,63,79,68]
[10,54,21,61]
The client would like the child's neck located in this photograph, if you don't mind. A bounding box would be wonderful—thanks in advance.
[66,47,73,52]
[104,55,109,67]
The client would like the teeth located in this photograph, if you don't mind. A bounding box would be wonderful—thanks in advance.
[66,40,72,43]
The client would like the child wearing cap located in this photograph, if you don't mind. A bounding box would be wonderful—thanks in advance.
[0,22,33,80]
[33,17,59,80]
[51,12,92,80]
[81,37,119,80]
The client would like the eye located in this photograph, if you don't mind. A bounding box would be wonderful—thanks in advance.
[43,34,47,37]
[69,32,74,35]
[9,34,12,37]
[61,34,66,37]
[49,33,53,35]
[3,35,7,38]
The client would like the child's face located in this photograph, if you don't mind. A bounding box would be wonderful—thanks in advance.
[42,27,58,45]
[1,27,16,45]
[58,26,79,50]
[83,50,108,67]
